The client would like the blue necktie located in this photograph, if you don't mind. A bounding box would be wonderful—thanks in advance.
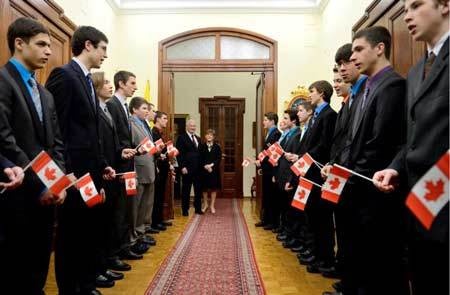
[28,77,43,123]
[85,73,96,109]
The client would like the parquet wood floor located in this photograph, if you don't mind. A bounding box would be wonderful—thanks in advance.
[44,199,335,294]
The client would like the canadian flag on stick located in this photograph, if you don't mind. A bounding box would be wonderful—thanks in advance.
[123,171,137,196]
[154,138,165,151]
[291,178,314,211]
[257,150,268,162]
[166,140,179,157]
[406,150,449,230]
[76,173,102,208]
[290,153,314,177]
[31,151,71,197]
[267,142,284,166]
[321,165,351,203]
[139,137,158,155]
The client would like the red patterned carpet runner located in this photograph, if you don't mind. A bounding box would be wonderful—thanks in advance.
[146,199,265,295]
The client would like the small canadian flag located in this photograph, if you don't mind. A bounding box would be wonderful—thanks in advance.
[76,173,102,208]
[123,171,137,196]
[242,157,252,167]
[166,140,179,157]
[31,151,71,197]
[257,150,267,162]
[140,137,157,155]
[155,138,165,151]
[291,178,314,211]
[290,153,314,177]
[321,165,351,203]
[267,142,284,166]
[406,150,449,230]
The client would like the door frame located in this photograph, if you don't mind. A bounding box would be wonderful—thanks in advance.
[158,27,278,218]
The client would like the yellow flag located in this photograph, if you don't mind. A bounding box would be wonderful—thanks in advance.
[144,80,151,103]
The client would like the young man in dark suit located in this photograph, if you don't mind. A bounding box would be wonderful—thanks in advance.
[176,119,203,216]
[374,1,449,294]
[294,81,337,275]
[0,17,66,294]
[255,112,281,229]
[336,26,409,295]
[46,25,116,295]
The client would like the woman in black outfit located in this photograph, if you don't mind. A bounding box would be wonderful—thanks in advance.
[199,129,222,214]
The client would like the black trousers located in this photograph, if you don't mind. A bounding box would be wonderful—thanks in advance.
[261,171,275,224]
[55,189,100,295]
[0,187,54,295]
[153,166,168,226]
[181,172,202,213]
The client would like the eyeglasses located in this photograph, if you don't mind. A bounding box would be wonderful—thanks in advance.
[335,60,353,68]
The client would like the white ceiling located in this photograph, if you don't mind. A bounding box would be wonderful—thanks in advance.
[107,0,329,14]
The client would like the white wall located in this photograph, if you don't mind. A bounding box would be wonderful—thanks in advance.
[174,72,259,197]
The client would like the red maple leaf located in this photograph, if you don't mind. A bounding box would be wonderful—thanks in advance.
[128,180,135,188]
[328,178,341,190]
[424,179,445,202]
[84,186,93,197]
[298,160,305,168]
[44,167,56,181]
[298,189,306,199]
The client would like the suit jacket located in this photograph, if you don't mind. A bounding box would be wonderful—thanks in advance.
[0,153,13,169]
[152,126,169,175]
[0,62,65,196]
[390,39,449,242]
[261,128,281,178]
[45,60,106,187]
[130,117,155,184]
[275,128,302,190]
[99,107,121,170]
[106,96,133,172]
[176,132,201,175]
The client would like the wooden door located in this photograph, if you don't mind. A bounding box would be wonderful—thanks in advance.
[199,96,245,198]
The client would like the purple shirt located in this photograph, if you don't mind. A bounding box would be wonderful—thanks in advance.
[367,65,392,90]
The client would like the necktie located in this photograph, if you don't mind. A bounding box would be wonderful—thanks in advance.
[191,134,198,147]
[28,77,43,123]
[124,102,130,118]
[85,73,96,109]
[361,86,370,110]
[103,106,112,122]
[423,52,436,80]
[348,91,355,108]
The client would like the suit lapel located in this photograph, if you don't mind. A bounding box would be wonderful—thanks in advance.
[70,60,96,115]
[412,39,449,109]
[100,109,113,128]
[112,96,128,124]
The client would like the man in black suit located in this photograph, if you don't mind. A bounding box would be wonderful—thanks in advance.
[374,1,449,294]
[0,17,66,294]
[334,26,409,295]
[293,81,337,275]
[46,26,115,295]
[106,70,146,261]
[176,119,203,215]
[255,112,281,229]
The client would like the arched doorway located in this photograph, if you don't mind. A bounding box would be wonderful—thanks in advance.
[158,27,277,220]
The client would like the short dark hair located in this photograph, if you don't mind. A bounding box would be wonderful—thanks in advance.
[284,109,298,125]
[114,70,136,90]
[154,111,168,123]
[71,26,108,56]
[129,96,147,114]
[205,129,216,136]
[333,66,339,73]
[353,26,391,59]
[298,100,315,112]
[264,112,278,125]
[309,80,334,103]
[7,17,49,55]
[334,43,353,64]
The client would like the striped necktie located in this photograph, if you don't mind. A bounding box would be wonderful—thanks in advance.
[28,77,43,123]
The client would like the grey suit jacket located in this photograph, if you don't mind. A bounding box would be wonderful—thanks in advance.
[130,117,156,184]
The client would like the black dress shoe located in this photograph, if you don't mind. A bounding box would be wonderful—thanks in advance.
[88,290,102,295]
[290,245,306,252]
[140,236,156,246]
[108,258,131,271]
[255,221,266,227]
[145,227,160,234]
[276,234,287,241]
[120,249,143,260]
[298,255,316,265]
[131,242,150,255]
[263,224,274,230]
[299,248,313,257]
[104,270,124,281]
[332,281,343,292]
[96,275,115,288]
[283,239,300,249]
[272,227,283,233]
[307,261,323,273]
[162,220,173,226]
[320,265,340,279]
[323,292,343,295]
[155,223,167,230]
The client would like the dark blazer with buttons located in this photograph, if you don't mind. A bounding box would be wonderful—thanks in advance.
[99,106,122,170]
[176,132,201,175]
[275,128,302,190]
[46,60,106,187]
[106,95,134,172]
[390,39,449,242]
[0,62,65,195]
